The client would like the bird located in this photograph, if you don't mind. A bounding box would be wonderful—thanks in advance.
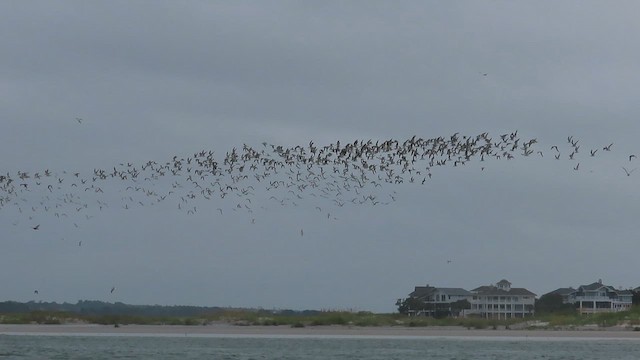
[110,286,116,294]
[630,155,637,161]
[32,224,40,230]
[300,229,304,236]
[75,117,83,124]
[622,167,636,176]
[34,290,39,295]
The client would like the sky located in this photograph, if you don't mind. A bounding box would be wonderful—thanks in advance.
[2,1,640,313]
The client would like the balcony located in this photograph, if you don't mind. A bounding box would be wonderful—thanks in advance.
[573,296,630,304]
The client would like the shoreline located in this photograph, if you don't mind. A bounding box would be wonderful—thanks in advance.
[3,323,640,339]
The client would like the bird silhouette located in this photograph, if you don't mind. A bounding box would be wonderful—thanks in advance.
[622,167,636,176]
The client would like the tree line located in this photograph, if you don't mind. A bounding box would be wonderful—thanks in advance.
[0,300,226,317]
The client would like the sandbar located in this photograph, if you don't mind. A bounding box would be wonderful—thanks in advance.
[2,323,640,339]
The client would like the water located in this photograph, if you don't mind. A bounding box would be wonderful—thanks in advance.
[1,334,640,359]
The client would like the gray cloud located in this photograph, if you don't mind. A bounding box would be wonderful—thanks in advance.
[2,1,640,312]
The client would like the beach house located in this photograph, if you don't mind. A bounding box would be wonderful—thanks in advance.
[405,285,472,317]
[566,280,633,314]
[466,279,536,319]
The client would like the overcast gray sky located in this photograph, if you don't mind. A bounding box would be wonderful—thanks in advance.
[2,1,640,312]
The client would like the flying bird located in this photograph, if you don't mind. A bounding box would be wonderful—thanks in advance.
[111,287,116,294]
[622,167,636,176]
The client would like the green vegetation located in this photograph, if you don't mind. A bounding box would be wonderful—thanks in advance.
[535,294,576,315]
[396,298,471,318]
[534,306,640,328]
[4,300,640,329]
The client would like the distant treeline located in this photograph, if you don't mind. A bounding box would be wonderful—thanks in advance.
[0,300,322,318]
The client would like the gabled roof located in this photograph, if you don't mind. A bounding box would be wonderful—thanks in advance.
[579,282,609,291]
[496,279,511,285]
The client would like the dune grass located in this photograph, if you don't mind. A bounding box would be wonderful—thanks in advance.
[3,307,640,329]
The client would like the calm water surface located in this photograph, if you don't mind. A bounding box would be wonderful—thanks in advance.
[1,334,640,359]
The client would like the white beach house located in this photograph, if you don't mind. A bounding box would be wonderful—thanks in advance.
[467,279,536,319]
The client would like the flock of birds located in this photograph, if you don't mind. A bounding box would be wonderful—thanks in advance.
[1,131,635,232]
[1,130,637,297]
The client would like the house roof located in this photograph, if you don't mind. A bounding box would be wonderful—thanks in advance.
[545,287,576,296]
[496,279,511,285]
[409,286,436,299]
[579,282,609,291]
[434,287,472,296]
[472,285,536,296]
